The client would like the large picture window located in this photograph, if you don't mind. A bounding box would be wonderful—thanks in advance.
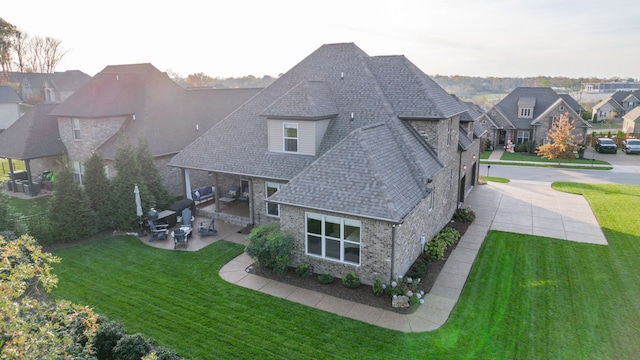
[516,131,530,144]
[306,213,361,265]
[283,123,298,153]
[265,182,281,217]
[73,161,85,184]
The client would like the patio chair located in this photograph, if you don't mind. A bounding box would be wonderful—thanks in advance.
[173,228,188,249]
[198,215,218,236]
[148,220,169,242]
[219,186,241,207]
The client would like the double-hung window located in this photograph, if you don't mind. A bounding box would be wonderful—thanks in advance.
[73,161,85,184]
[283,123,298,153]
[306,213,361,265]
[516,131,530,144]
[265,182,281,217]
[72,118,81,140]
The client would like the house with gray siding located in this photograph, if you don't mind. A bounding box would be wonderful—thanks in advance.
[591,90,640,122]
[169,43,484,284]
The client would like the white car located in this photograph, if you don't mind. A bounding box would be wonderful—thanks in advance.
[622,139,640,154]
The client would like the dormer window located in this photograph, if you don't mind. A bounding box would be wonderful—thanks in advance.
[283,123,298,153]
[520,107,532,118]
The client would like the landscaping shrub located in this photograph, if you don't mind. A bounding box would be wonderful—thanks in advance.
[245,224,294,274]
[342,272,361,289]
[92,320,125,360]
[112,333,153,360]
[453,207,476,223]
[318,272,334,284]
[372,277,384,296]
[152,347,182,360]
[425,227,460,260]
[385,275,424,305]
[406,256,430,279]
[295,263,313,278]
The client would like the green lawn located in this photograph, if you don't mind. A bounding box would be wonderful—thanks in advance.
[7,196,50,217]
[50,183,640,359]
[0,159,26,181]
[499,151,610,165]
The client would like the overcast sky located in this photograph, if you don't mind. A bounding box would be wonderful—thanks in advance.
[4,0,640,79]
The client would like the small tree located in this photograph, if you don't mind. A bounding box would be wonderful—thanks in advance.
[84,151,113,231]
[536,113,583,165]
[245,224,294,273]
[48,161,97,243]
[136,138,174,211]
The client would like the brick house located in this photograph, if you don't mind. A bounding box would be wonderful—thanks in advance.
[482,87,590,150]
[169,43,485,284]
[48,63,260,194]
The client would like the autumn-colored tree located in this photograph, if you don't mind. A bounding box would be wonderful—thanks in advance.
[536,113,583,165]
[0,235,99,358]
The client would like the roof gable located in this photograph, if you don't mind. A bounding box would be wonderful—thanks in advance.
[0,103,65,159]
[261,80,338,120]
[495,87,563,129]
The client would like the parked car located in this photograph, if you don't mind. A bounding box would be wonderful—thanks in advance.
[594,138,617,154]
[622,139,640,154]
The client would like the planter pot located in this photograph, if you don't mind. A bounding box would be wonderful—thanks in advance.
[392,295,410,308]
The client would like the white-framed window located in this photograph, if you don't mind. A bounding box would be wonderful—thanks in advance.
[306,212,361,265]
[283,123,298,153]
[265,182,281,217]
[516,131,530,144]
[559,105,565,111]
[72,118,81,140]
[519,107,532,118]
[73,161,85,184]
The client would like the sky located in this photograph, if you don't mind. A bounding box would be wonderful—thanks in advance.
[3,0,640,79]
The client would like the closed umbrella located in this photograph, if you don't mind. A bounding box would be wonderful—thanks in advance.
[134,184,144,236]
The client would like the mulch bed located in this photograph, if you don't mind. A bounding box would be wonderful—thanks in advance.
[248,218,471,314]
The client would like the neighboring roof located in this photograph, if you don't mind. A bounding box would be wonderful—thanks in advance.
[0,103,66,159]
[623,106,640,122]
[49,63,260,159]
[493,87,579,129]
[46,70,92,91]
[593,90,640,111]
[457,127,473,151]
[170,42,455,221]
[0,86,21,103]
[558,94,584,113]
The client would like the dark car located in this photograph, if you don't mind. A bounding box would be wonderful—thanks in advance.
[595,138,617,154]
[622,139,640,154]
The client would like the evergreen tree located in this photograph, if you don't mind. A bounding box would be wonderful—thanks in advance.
[136,138,174,210]
[111,141,155,230]
[48,161,96,243]
[83,151,113,231]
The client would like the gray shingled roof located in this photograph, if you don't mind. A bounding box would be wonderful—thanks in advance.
[47,70,91,92]
[495,87,564,129]
[558,94,584,114]
[170,43,451,221]
[262,80,338,120]
[0,86,21,103]
[0,103,66,159]
[50,63,260,160]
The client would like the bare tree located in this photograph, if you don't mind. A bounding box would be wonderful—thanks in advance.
[11,30,27,72]
[43,37,67,73]
[27,36,44,72]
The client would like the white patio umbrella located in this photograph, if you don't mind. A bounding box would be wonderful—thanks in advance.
[134,184,144,235]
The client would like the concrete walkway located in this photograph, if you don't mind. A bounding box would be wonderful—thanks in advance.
[142,180,607,332]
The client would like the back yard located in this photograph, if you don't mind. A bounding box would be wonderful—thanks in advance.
[49,182,640,359]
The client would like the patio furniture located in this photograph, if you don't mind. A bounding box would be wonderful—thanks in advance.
[172,228,189,249]
[219,186,240,207]
[148,219,169,241]
[198,216,218,236]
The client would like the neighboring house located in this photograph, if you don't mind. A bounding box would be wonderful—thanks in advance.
[168,43,484,284]
[0,103,66,194]
[622,107,640,134]
[591,90,640,122]
[0,86,23,132]
[48,63,261,194]
[483,87,591,149]
[6,71,91,104]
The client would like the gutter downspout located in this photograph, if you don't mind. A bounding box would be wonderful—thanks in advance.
[390,224,396,283]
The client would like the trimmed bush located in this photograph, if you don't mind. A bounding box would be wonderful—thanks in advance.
[406,256,430,279]
[318,272,334,284]
[425,227,461,260]
[112,333,153,360]
[295,263,313,278]
[342,272,361,289]
[245,224,294,274]
[92,320,125,360]
[372,277,384,297]
[453,207,476,223]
